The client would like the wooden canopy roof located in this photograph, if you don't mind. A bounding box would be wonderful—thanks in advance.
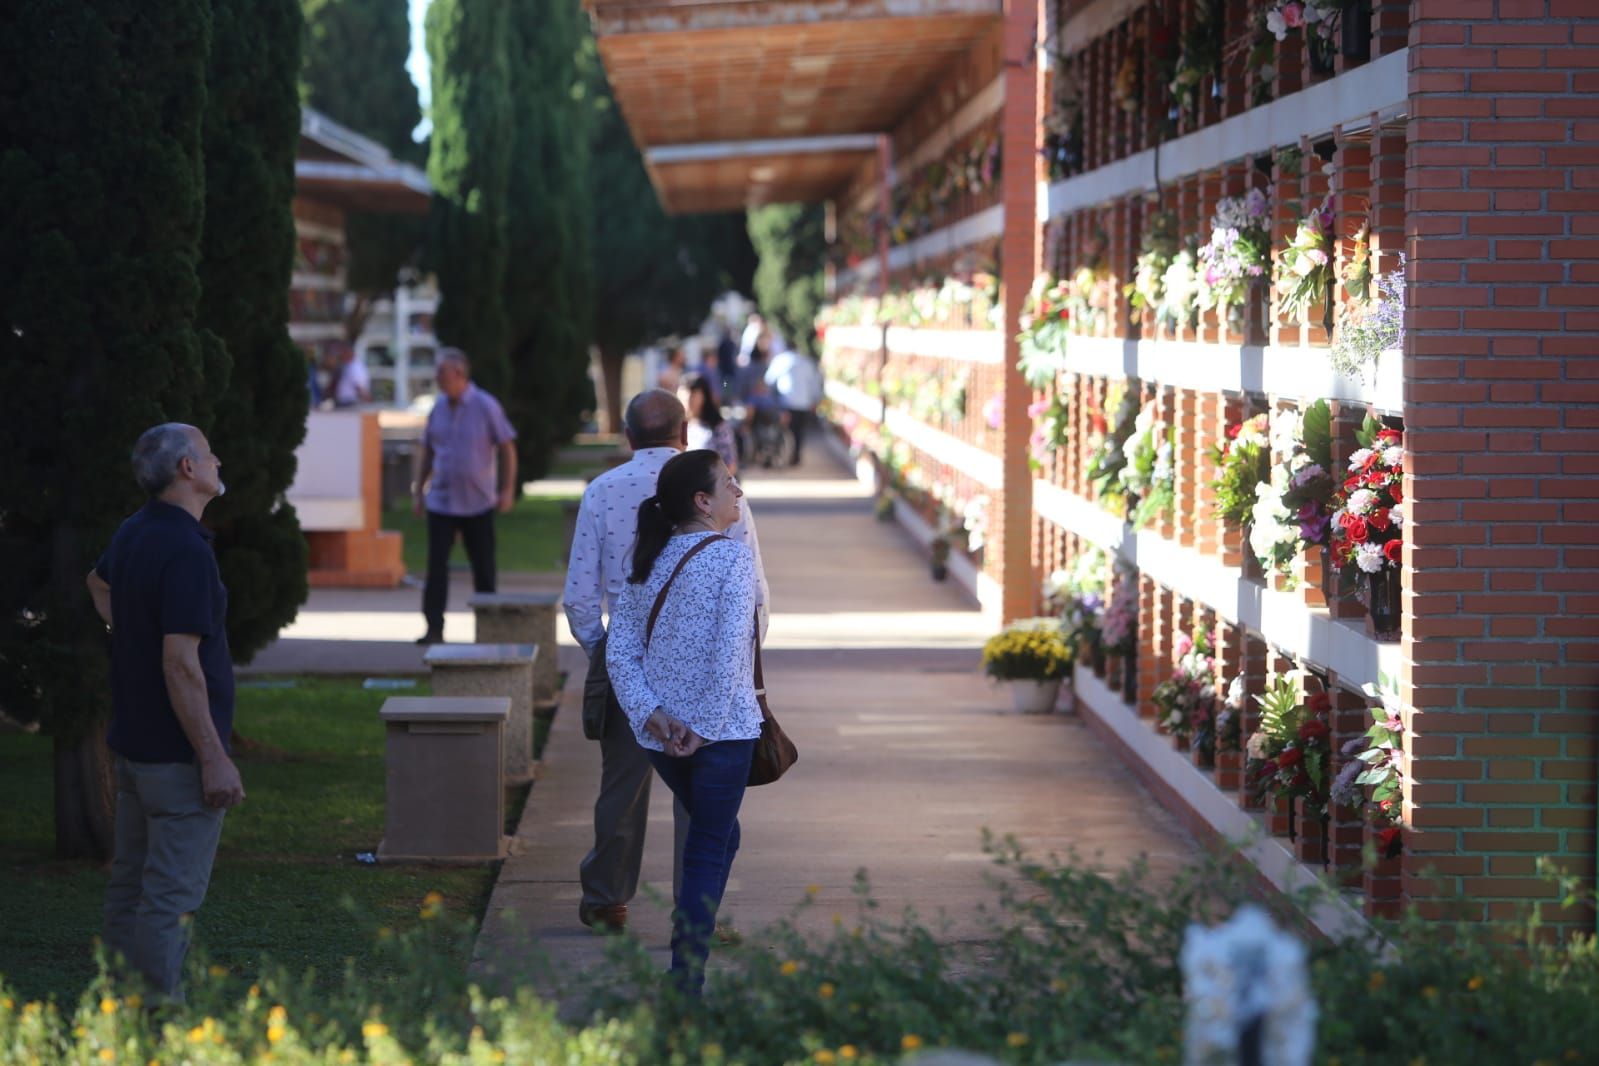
[586,0,1001,213]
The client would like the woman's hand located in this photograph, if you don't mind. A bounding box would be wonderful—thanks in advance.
[644,708,685,747]
[665,727,706,758]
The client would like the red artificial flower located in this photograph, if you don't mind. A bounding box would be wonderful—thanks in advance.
[1346,517,1370,544]
[1058,308,1070,320]
[1227,423,1242,440]
[1390,483,1404,504]
[1307,692,1331,715]
[1383,539,1402,564]
[1343,476,1361,492]
[1362,451,1381,471]
[1377,825,1402,858]
[1299,720,1329,746]
[1368,508,1391,532]
[1292,771,1312,791]
[1259,759,1279,780]
[1377,427,1402,445]
[1278,747,1304,769]
[1366,469,1388,487]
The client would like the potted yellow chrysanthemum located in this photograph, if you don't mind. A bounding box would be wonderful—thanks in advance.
[982,619,1074,714]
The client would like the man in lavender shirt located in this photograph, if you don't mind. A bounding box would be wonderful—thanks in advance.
[411,349,519,644]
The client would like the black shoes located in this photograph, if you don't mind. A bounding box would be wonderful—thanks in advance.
[415,631,443,645]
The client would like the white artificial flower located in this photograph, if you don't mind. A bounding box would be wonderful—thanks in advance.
[1383,445,1404,468]
[1347,448,1374,470]
[1226,675,1246,709]
[1266,10,1287,39]
[1389,504,1405,528]
[1247,731,1270,760]
[1356,542,1386,573]
[1346,489,1376,515]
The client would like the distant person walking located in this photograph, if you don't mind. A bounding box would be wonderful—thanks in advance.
[87,423,243,1003]
[605,448,761,995]
[412,348,518,644]
[330,342,372,408]
[564,390,768,933]
[764,348,824,465]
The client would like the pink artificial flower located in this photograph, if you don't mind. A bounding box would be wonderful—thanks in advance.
[1282,1,1305,28]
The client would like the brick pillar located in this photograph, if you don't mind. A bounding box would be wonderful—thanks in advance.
[1138,572,1161,716]
[1214,619,1245,791]
[1178,174,1199,343]
[1372,0,1407,58]
[1269,149,1302,348]
[1158,385,1178,541]
[1369,124,1406,281]
[996,0,1041,624]
[1198,168,1224,344]
[1193,389,1222,556]
[1302,135,1332,345]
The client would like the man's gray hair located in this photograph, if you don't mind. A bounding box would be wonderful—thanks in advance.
[437,347,470,375]
[624,389,685,446]
[131,423,198,497]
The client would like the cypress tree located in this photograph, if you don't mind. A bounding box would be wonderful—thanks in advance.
[425,0,513,397]
[300,0,425,310]
[0,0,228,859]
[200,0,310,663]
[748,203,827,359]
[502,0,594,481]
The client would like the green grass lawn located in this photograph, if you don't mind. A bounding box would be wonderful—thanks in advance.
[383,492,577,575]
[0,678,501,1006]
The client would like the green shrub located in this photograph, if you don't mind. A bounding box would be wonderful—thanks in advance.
[981,622,1073,682]
[6,848,1599,1064]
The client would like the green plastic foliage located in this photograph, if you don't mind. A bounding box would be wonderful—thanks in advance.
[199,0,310,663]
[0,0,226,741]
[426,0,512,395]
[1299,397,1333,474]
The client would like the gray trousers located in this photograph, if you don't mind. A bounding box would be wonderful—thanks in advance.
[103,758,225,1001]
[580,694,689,909]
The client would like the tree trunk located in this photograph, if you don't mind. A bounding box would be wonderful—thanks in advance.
[53,731,116,863]
[596,342,625,435]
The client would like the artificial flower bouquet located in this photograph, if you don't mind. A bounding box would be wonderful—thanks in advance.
[1018,273,1072,387]
[1265,0,1340,44]
[1086,383,1141,514]
[1157,241,1201,332]
[1333,261,1405,381]
[1330,679,1406,860]
[1100,563,1140,656]
[1150,630,1218,756]
[1247,673,1332,815]
[1027,390,1072,469]
[1275,195,1335,332]
[1047,547,1109,654]
[1328,416,1404,579]
[1122,401,1175,530]
[1211,412,1271,528]
[1127,211,1179,321]
[1214,674,1246,755]
[1197,190,1271,321]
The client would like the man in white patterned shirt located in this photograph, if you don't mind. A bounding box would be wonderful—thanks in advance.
[564,389,769,931]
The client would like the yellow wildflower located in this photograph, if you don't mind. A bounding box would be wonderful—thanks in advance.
[1007,1032,1030,1048]
[702,1043,724,1059]
[208,965,227,978]
[1421,986,1437,1002]
[1050,977,1069,993]
[99,1050,114,1063]
[100,997,117,1014]
[815,1051,836,1065]
[0,998,11,1011]
[188,1026,206,1043]
[363,1021,389,1039]
[818,982,836,999]
[377,926,394,940]
[490,1051,506,1064]
[423,891,445,907]
[806,884,821,897]
[839,1047,858,1061]
[124,995,141,1011]
[248,985,260,998]
[780,960,799,976]
[268,1026,285,1044]
[269,1005,288,1024]
[901,1034,923,1051]
[1368,971,1386,992]
[1467,975,1484,992]
[340,1052,355,1064]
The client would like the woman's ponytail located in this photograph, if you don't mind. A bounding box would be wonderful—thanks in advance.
[628,450,725,583]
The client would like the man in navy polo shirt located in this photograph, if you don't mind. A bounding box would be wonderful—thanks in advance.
[86,423,243,1002]
[410,348,518,643]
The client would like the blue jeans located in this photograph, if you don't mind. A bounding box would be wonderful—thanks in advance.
[103,758,226,1002]
[647,738,755,994]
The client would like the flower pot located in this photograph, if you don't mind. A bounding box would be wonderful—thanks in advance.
[1009,678,1063,714]
[930,562,949,582]
[1365,566,1401,641]
[1105,652,1123,691]
[1091,644,1107,677]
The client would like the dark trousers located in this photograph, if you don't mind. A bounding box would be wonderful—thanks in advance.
[786,408,817,463]
[422,508,497,635]
[648,738,755,995]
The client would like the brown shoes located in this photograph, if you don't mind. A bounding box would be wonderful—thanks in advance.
[578,902,628,932]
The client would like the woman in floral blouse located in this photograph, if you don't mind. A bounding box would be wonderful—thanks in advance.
[606,449,760,994]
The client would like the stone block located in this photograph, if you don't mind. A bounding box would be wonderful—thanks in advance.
[469,592,561,704]
[377,697,508,863]
[425,644,536,781]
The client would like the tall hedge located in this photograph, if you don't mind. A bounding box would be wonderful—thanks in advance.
[0,0,228,858]
[502,0,594,480]
[748,203,827,359]
[300,0,425,303]
[425,0,512,396]
[200,0,309,664]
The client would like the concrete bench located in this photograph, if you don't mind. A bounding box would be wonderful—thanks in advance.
[376,697,508,864]
[467,592,561,705]
[423,643,536,781]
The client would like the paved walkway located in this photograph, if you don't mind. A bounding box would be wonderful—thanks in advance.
[460,446,1201,994]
